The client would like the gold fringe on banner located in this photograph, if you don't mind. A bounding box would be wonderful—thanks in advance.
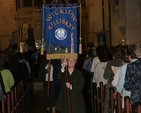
[40,38,45,55]
[46,53,78,60]
[79,45,82,54]
[79,37,82,54]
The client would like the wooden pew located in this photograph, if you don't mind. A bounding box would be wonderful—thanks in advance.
[124,96,131,113]
[116,92,122,113]
[1,82,33,113]
[11,87,15,113]
[96,86,100,113]
[2,98,6,113]
[99,82,105,113]
[109,88,115,113]
[7,92,11,113]
[137,104,141,113]
[93,82,105,113]
[92,81,141,113]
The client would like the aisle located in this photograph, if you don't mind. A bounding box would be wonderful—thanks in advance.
[33,89,46,113]
[32,77,45,113]
[32,78,92,113]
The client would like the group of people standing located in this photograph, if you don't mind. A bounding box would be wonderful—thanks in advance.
[38,41,141,113]
[0,44,36,112]
[1,41,141,113]
[0,43,87,113]
[82,42,141,113]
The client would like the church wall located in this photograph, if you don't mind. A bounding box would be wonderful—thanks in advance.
[0,0,16,50]
[110,0,124,46]
[125,0,141,45]
[85,0,103,48]
[0,0,141,51]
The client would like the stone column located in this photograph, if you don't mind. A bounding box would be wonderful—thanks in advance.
[138,0,141,40]
[118,0,126,44]
[32,0,34,7]
[119,0,125,27]
[43,0,46,4]
[125,0,141,44]
[20,0,23,8]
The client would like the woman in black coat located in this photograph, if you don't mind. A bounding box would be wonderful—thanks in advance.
[56,59,86,113]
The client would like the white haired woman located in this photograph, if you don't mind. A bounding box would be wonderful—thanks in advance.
[56,58,86,113]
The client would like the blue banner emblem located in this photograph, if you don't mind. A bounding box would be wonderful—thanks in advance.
[55,28,67,40]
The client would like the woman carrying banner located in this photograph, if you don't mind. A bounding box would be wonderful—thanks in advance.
[56,58,86,113]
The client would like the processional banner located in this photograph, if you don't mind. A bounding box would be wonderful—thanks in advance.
[42,4,79,59]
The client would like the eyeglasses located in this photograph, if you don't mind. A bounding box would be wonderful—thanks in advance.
[68,59,75,62]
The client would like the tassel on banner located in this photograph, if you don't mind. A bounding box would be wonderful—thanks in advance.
[79,37,82,54]
[41,38,45,55]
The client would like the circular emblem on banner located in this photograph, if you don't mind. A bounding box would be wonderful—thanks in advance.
[55,28,67,40]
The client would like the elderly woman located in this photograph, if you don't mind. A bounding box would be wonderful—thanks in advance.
[124,41,141,113]
[56,58,86,113]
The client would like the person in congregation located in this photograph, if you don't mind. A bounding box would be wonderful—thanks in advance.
[0,56,7,112]
[94,50,110,87]
[0,83,4,113]
[15,52,30,91]
[82,47,96,111]
[124,41,141,113]
[90,45,105,97]
[39,59,61,113]
[113,44,137,110]
[0,82,6,113]
[56,58,86,113]
[0,54,15,93]
[103,46,126,113]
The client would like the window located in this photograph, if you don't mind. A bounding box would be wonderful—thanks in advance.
[61,0,78,3]
[69,0,78,3]
[116,0,119,6]
[34,0,43,7]
[46,0,54,4]
[23,0,32,7]
[22,22,29,39]
[16,0,20,11]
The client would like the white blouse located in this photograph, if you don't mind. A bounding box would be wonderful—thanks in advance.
[45,64,53,81]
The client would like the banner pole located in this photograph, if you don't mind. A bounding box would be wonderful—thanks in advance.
[47,60,51,98]
[79,4,82,54]
[65,59,71,113]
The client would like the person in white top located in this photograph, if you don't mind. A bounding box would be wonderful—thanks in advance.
[90,45,106,97]
[39,59,61,113]
[114,45,137,110]
[94,51,110,87]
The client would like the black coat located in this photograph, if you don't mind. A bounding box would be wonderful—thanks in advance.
[56,69,86,113]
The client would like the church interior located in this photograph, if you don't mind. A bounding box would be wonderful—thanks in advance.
[0,0,141,113]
